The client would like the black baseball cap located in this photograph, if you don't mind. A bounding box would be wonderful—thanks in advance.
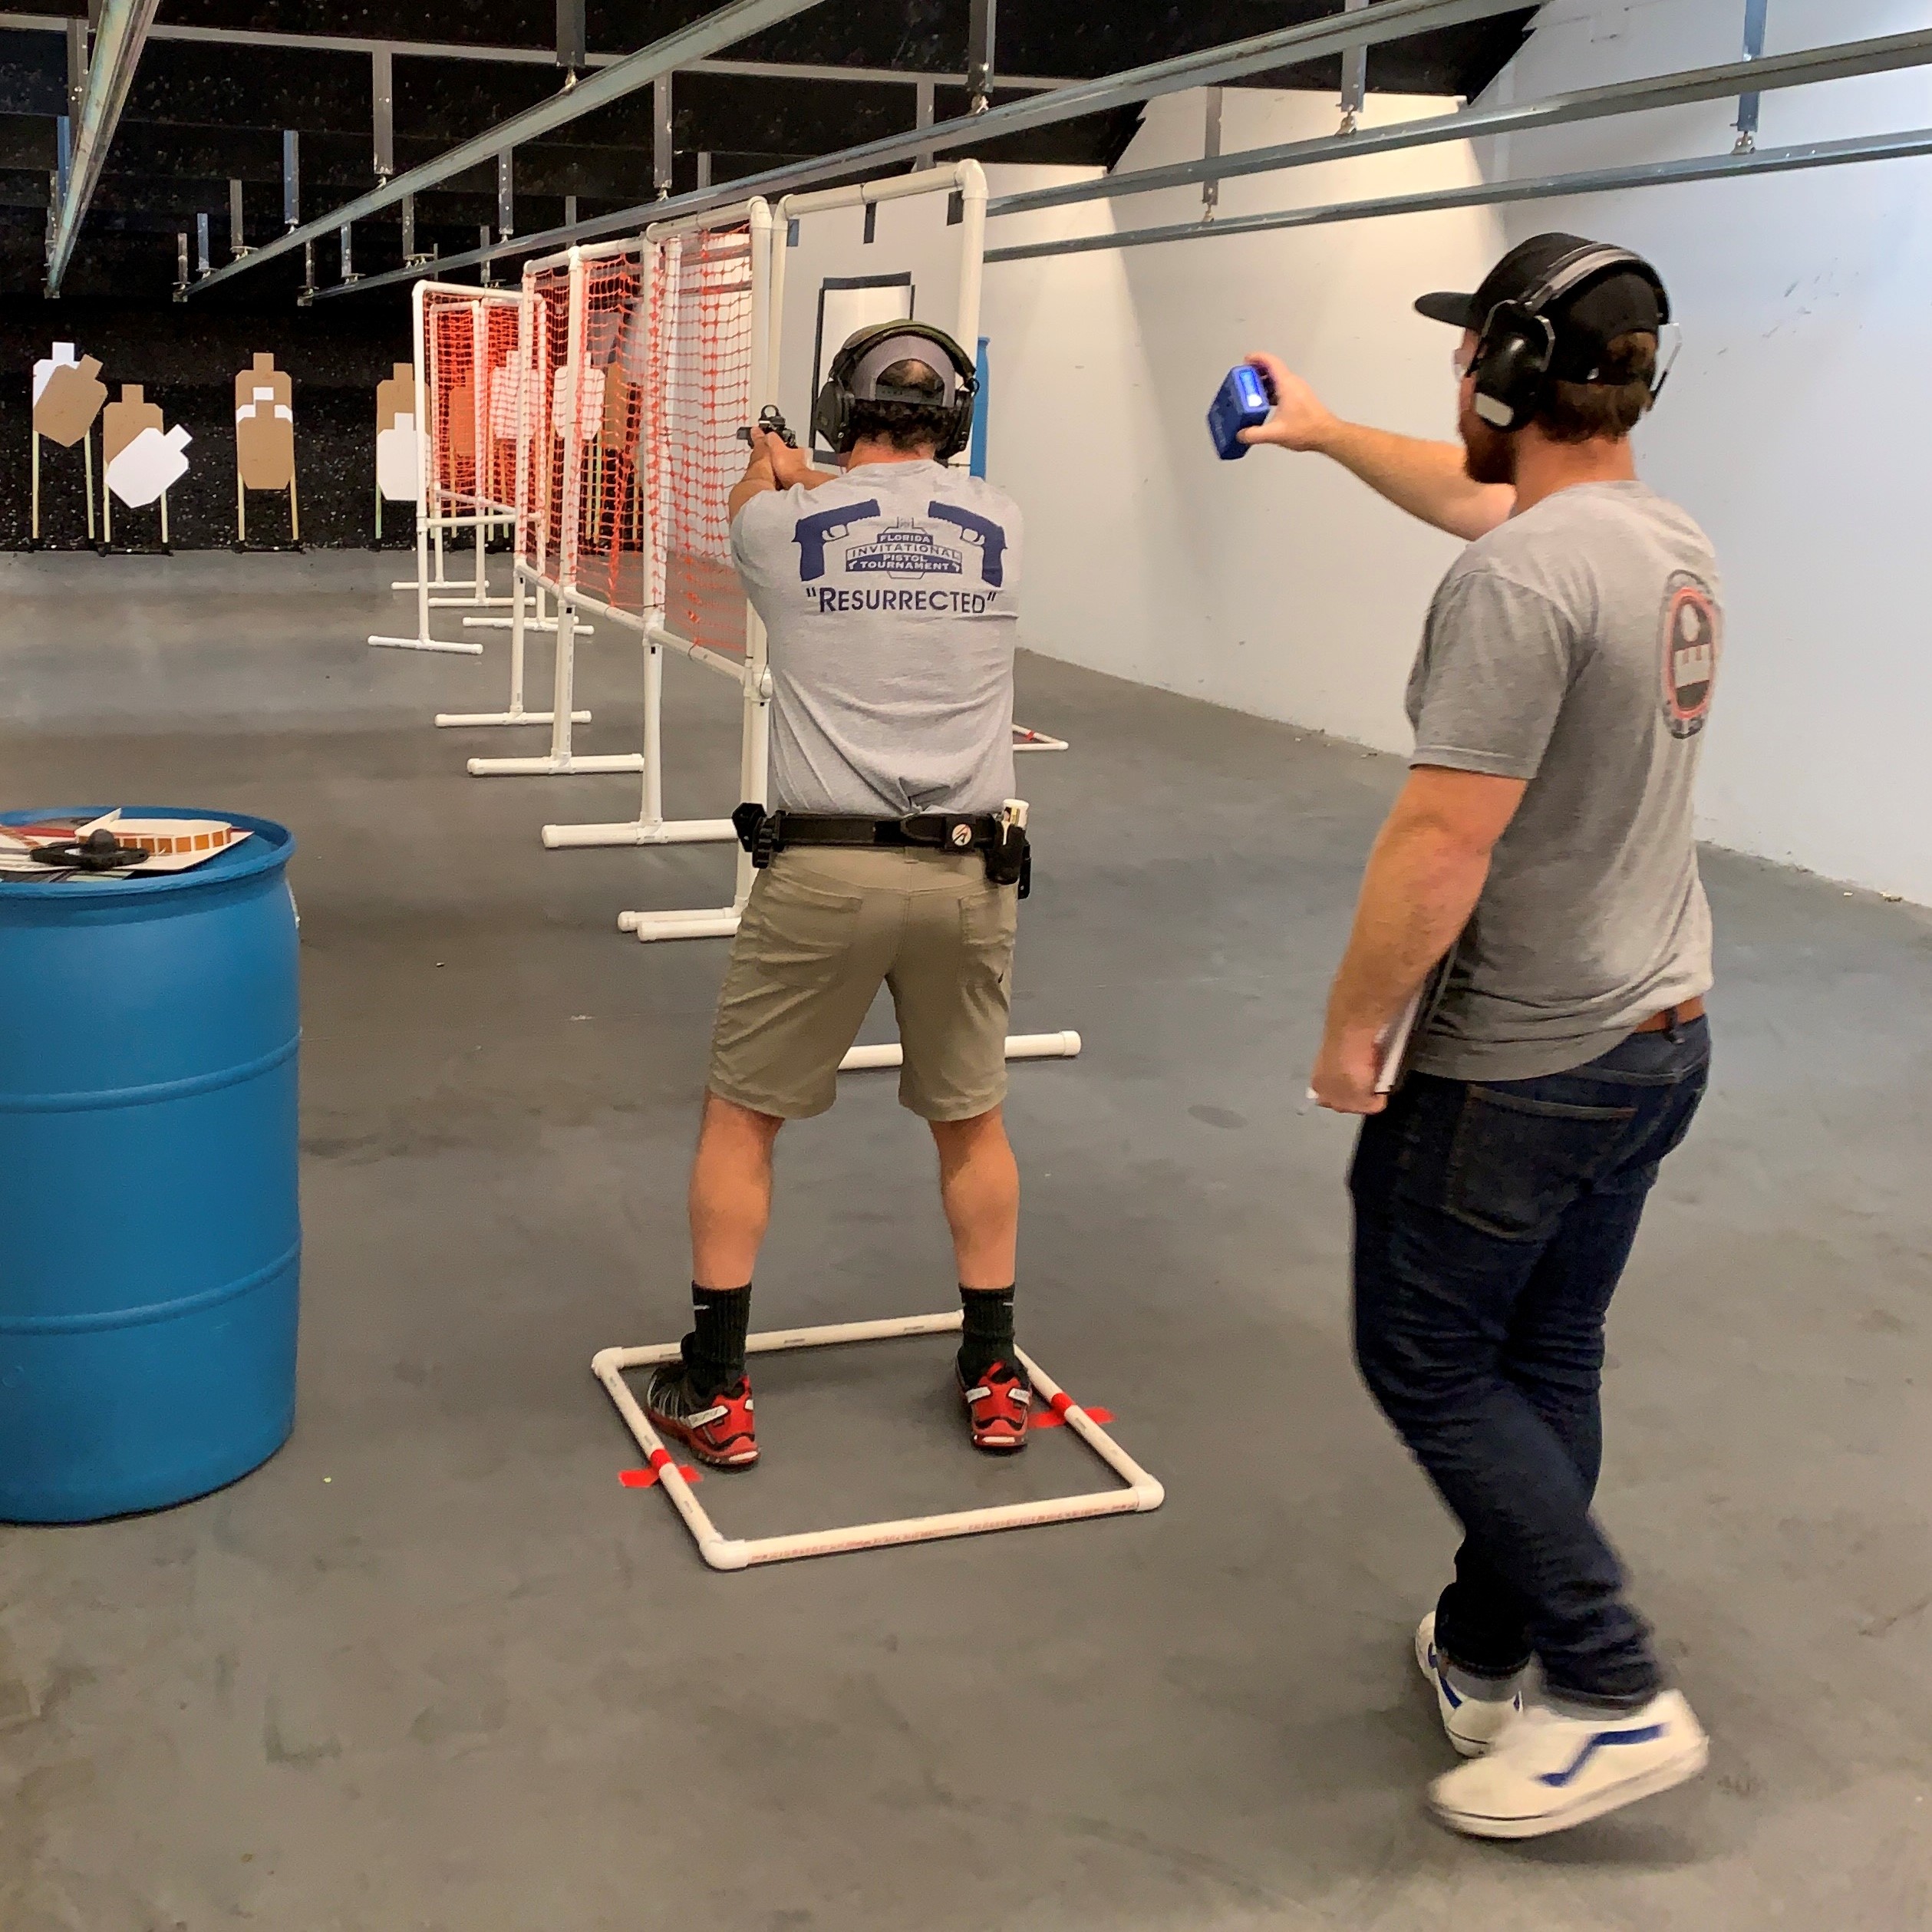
[1416,232,1667,380]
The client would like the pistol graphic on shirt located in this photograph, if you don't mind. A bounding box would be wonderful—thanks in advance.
[926,502,1006,588]
[793,499,882,582]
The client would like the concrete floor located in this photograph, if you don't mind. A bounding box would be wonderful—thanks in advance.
[2,551,1928,1931]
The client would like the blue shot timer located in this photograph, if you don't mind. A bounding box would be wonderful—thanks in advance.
[1207,363,1274,460]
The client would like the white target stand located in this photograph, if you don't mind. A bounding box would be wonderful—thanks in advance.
[594,1311,1162,1571]
[371,282,519,658]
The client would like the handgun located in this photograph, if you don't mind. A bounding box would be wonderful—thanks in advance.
[737,404,798,448]
[792,499,882,581]
[926,502,1007,588]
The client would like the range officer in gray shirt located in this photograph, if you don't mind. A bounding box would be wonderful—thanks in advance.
[1245,236,1720,1840]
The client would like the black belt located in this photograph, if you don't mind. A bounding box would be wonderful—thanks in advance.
[731,803,1029,895]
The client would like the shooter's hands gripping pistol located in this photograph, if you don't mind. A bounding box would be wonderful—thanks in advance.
[737,403,798,449]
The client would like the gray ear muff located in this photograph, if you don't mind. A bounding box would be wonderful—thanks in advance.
[811,378,848,453]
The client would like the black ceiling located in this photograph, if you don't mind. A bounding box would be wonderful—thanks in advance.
[0,2,1538,303]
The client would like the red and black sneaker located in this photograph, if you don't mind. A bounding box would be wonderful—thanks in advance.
[644,1365,758,1469]
[957,1357,1030,1453]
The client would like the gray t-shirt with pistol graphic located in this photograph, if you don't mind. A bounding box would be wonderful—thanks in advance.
[1407,479,1723,1082]
[730,459,1022,816]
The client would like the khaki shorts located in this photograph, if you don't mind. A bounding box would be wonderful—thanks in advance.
[707,846,1017,1122]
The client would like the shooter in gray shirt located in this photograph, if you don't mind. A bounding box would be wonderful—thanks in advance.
[1245,235,1719,1841]
[645,323,1040,1475]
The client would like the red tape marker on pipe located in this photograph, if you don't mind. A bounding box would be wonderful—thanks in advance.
[618,1458,703,1488]
[1032,1393,1115,1429]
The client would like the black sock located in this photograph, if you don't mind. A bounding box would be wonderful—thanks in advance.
[682,1283,751,1394]
[958,1285,1017,1381]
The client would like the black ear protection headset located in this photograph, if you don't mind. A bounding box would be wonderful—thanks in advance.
[811,320,979,460]
[1471,243,1672,432]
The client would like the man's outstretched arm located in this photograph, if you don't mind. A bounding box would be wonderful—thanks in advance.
[1239,351,1514,542]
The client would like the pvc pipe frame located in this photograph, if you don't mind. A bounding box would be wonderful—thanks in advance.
[370,282,521,658]
[463,249,645,776]
[593,1311,1161,1571]
[541,203,780,858]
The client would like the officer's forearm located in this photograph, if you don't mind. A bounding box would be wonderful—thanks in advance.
[1324,816,1489,1042]
[1314,420,1514,542]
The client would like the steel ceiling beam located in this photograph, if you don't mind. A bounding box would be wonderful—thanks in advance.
[314,0,1539,299]
[990,24,1932,219]
[181,0,841,296]
[0,12,1073,90]
[982,124,1932,265]
[44,0,160,295]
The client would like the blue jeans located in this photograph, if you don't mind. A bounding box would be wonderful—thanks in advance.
[1349,1018,1709,1711]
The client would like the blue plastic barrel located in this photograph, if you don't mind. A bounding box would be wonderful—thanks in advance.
[0,807,300,1522]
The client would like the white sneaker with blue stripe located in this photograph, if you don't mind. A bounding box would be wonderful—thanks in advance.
[1414,1613,1522,1758]
[1428,1690,1709,1838]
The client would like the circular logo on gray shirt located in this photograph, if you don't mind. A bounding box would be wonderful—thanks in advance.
[1660,572,1719,740]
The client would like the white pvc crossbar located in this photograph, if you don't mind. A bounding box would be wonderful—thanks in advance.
[839,1030,1080,1072]
[593,1311,1162,1571]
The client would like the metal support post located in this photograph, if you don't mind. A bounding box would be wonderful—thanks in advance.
[478,223,496,283]
[340,222,357,282]
[497,150,514,236]
[1202,87,1222,218]
[300,237,315,303]
[401,192,419,262]
[697,149,712,189]
[49,118,70,239]
[173,229,188,296]
[564,193,578,226]
[282,128,299,228]
[915,77,935,167]
[654,71,674,195]
[968,0,996,112]
[1340,0,1370,134]
[1736,0,1770,151]
[195,210,210,275]
[66,16,87,120]
[556,0,586,77]
[229,174,248,256]
[372,46,394,177]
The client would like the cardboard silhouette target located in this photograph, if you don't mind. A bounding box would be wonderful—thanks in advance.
[101,384,191,547]
[28,342,107,541]
[375,361,421,536]
[233,351,299,545]
[34,351,107,447]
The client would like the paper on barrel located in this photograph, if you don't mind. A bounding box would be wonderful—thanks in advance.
[0,812,253,875]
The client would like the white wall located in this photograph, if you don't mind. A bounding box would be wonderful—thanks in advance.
[981,94,1505,752]
[1477,0,1932,901]
[800,15,1932,901]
